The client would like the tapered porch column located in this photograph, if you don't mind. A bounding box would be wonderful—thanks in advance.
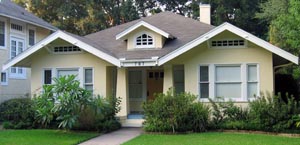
[163,65,173,93]
[116,67,129,118]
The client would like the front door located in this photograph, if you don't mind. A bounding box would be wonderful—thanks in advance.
[147,70,164,100]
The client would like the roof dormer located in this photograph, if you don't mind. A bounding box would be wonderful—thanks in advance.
[116,21,173,50]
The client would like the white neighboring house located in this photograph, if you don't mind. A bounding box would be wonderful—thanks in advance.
[0,0,57,102]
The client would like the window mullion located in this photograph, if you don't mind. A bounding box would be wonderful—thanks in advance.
[241,63,247,101]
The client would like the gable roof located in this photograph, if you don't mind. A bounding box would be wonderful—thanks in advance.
[158,22,299,65]
[2,30,120,70]
[85,11,214,60]
[0,0,57,31]
[116,20,173,40]
[3,11,298,71]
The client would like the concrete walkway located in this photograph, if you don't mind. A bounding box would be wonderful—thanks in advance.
[79,128,142,145]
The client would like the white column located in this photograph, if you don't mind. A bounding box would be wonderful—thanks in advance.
[116,68,129,117]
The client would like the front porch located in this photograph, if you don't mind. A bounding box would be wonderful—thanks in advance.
[115,65,184,127]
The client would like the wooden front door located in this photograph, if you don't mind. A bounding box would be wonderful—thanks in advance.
[147,70,164,100]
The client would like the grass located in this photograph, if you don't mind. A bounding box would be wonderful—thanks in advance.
[123,132,300,145]
[0,129,99,145]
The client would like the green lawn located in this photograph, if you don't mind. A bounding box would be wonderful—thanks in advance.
[0,129,99,145]
[123,132,300,145]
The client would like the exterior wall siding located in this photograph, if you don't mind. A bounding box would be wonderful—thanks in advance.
[30,48,113,96]
[165,40,273,105]
[0,16,51,103]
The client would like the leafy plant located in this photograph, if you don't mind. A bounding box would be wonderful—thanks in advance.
[0,98,34,129]
[143,89,210,133]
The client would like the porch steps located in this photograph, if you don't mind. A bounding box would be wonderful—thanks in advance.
[122,119,144,127]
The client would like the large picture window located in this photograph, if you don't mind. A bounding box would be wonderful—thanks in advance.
[215,65,241,99]
[199,64,259,101]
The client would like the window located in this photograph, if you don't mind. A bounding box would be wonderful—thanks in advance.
[199,64,259,101]
[0,21,5,47]
[57,69,79,79]
[1,72,8,85]
[211,39,245,48]
[53,46,81,53]
[11,23,23,32]
[10,37,26,78]
[247,65,258,98]
[215,65,241,99]
[129,70,143,98]
[29,29,35,46]
[84,68,93,92]
[44,70,52,84]
[173,65,184,94]
[135,33,154,48]
[199,66,209,98]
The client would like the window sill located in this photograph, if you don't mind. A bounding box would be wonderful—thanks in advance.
[9,75,27,80]
[1,82,8,86]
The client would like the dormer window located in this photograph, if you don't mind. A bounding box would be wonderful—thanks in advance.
[135,33,154,48]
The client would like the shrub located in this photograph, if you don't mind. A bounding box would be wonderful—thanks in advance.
[34,75,121,132]
[0,98,34,129]
[249,93,300,132]
[143,89,210,133]
[209,98,250,130]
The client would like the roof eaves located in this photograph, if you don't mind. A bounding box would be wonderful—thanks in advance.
[158,22,298,65]
[0,13,58,31]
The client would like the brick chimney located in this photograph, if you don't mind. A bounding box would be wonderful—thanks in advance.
[199,4,211,25]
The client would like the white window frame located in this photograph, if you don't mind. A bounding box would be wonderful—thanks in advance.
[247,64,260,100]
[134,31,155,49]
[1,71,8,85]
[28,26,36,47]
[199,65,209,100]
[83,67,94,92]
[0,17,7,49]
[199,63,259,102]
[210,38,248,49]
[9,36,26,79]
[42,68,53,85]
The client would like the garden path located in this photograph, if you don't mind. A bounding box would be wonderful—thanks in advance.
[79,127,142,145]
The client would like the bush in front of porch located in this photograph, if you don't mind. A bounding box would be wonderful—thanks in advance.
[143,89,210,133]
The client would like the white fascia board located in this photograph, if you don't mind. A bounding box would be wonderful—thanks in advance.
[116,21,171,40]
[3,31,61,71]
[0,14,57,31]
[223,23,299,64]
[58,32,120,67]
[158,22,299,65]
[3,31,120,71]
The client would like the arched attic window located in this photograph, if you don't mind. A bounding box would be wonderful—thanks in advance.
[135,33,154,48]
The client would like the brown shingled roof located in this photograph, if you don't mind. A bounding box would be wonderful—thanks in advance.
[0,0,57,31]
[85,11,215,60]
